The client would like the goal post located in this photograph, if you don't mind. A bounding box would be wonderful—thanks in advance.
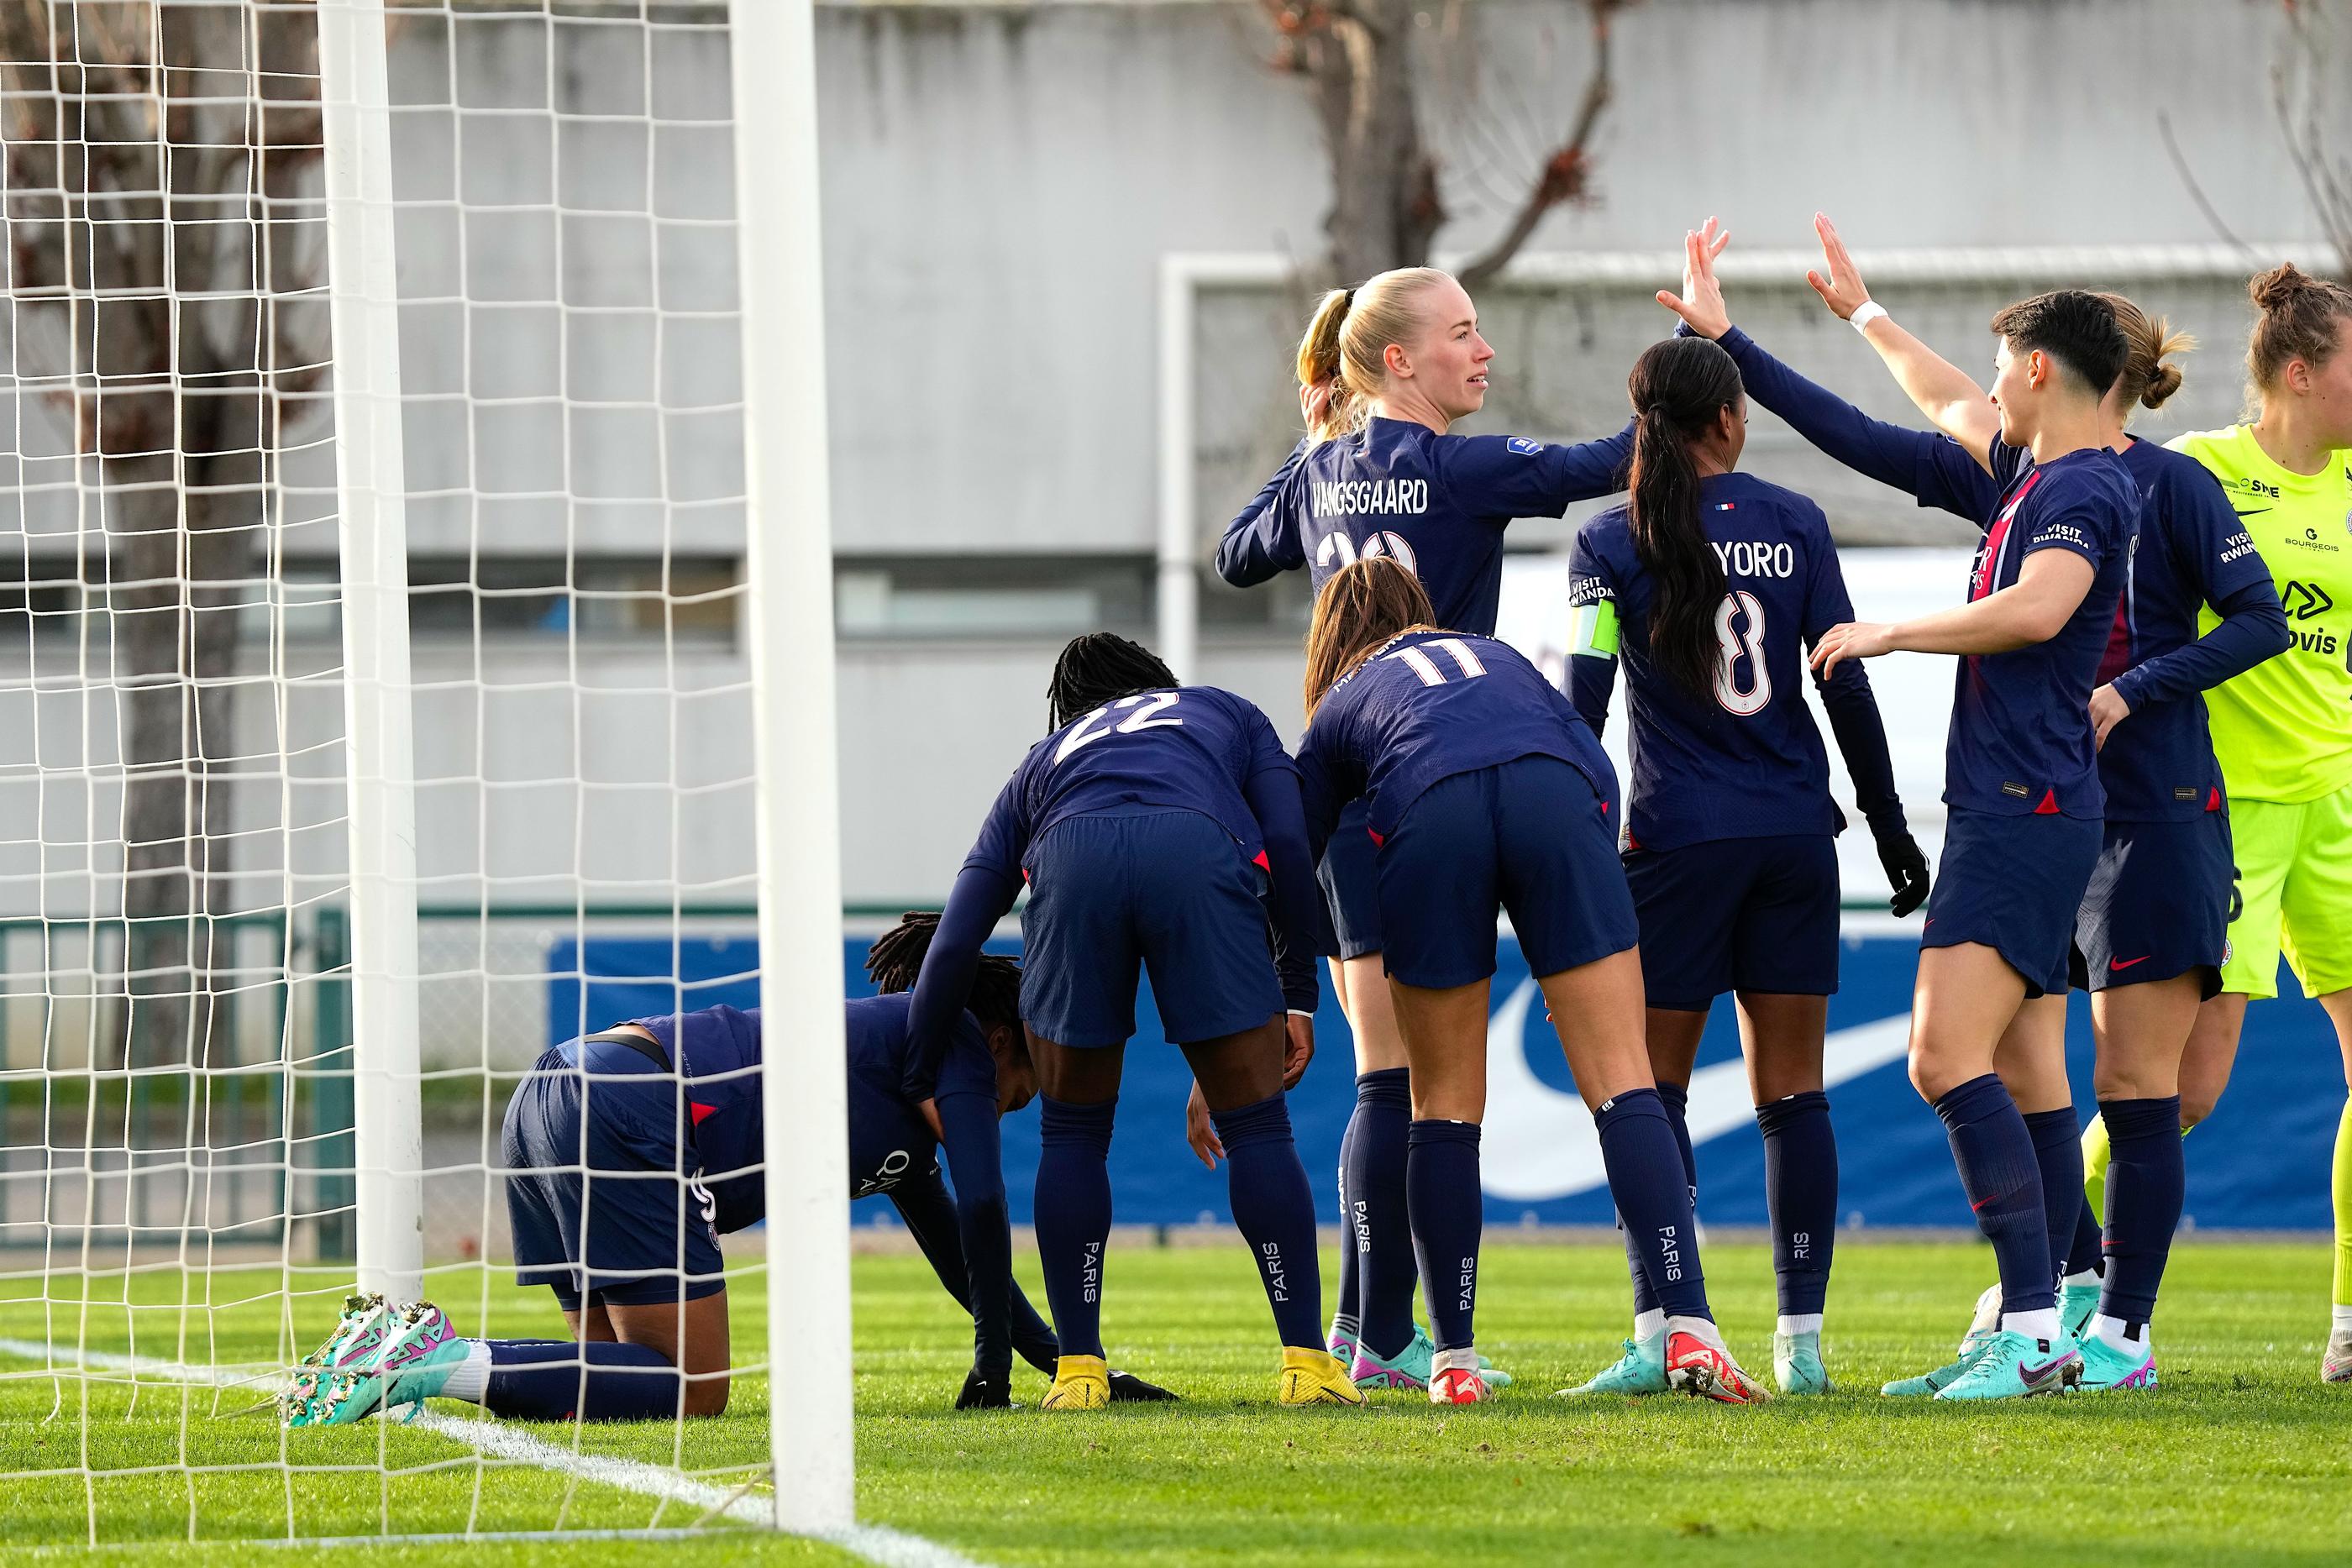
[728,0,856,1536]
[0,0,853,1544]
[318,0,426,1307]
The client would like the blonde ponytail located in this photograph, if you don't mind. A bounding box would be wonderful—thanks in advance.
[1293,267,1455,446]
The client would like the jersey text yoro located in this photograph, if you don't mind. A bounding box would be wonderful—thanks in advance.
[1217,418,1632,636]
[1296,629,1614,841]
[2172,425,2352,804]
[1567,473,1867,849]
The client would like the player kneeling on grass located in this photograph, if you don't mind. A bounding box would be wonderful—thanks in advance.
[280,915,1172,1426]
[1290,557,1769,1406]
[904,632,1360,1412]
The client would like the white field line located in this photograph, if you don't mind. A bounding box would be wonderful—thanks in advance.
[0,1337,987,1568]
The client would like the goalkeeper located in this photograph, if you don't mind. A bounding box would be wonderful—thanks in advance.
[281,914,1173,1425]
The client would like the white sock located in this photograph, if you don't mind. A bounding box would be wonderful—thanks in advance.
[2059,1267,2101,1289]
[2332,1304,2352,1335]
[1667,1314,1725,1351]
[438,1340,493,1403]
[1776,1313,1823,1338]
[2001,1308,2062,1340]
[1435,1344,1481,1375]
[2089,1314,2145,1353]
[1632,1308,1666,1345]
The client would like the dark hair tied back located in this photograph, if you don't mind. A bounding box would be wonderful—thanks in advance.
[1625,336,1742,700]
[1047,632,1179,732]
[865,910,1024,1036]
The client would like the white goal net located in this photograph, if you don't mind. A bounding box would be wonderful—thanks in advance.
[0,0,846,1544]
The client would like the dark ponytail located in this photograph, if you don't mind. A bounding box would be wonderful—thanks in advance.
[1047,632,1178,731]
[1625,337,1743,700]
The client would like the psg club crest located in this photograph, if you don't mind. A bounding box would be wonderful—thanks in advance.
[1507,437,1541,456]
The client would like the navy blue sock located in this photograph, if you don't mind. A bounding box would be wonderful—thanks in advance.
[1035,1095,1116,1360]
[1348,1068,1415,1358]
[1596,1087,1709,1321]
[1935,1074,2054,1314]
[2023,1105,2085,1282]
[2070,1193,2107,1283]
[1622,1078,1695,1318]
[482,1339,681,1421]
[1210,1093,1325,1352]
[2097,1095,2184,1324]
[1404,1119,1482,1352]
[1756,1089,1837,1318]
[1331,1089,1362,1340]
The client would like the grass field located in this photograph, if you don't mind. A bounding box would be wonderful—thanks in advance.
[3,1239,2348,1565]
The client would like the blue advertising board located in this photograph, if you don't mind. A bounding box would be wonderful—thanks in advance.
[549,932,2341,1232]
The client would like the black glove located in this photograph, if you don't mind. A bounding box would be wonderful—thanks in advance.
[1876,829,1930,918]
[955,1364,1012,1409]
[1106,1369,1179,1403]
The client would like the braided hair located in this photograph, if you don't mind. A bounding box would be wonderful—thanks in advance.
[864,910,1023,1035]
[1046,632,1177,731]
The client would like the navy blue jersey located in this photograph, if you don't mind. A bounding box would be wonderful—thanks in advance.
[1567,472,1866,850]
[1218,418,1633,635]
[627,1002,766,1234]
[964,684,1294,881]
[628,996,998,1227]
[844,993,1000,1194]
[1914,438,2280,821]
[1709,324,2282,825]
[1297,629,1614,842]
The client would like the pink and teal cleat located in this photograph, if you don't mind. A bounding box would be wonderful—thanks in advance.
[279,1293,395,1424]
[2076,1329,2157,1392]
[295,1301,469,1427]
[1350,1325,1511,1392]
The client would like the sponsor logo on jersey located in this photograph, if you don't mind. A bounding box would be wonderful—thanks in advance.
[2284,580,2334,620]
[1507,436,1542,456]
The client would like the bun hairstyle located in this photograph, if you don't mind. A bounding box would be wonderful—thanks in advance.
[2096,291,2194,417]
[1295,267,1456,443]
[1301,557,1438,719]
[2246,261,2352,399]
[1625,336,1743,701]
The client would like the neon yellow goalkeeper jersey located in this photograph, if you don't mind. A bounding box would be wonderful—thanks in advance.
[2173,424,2352,803]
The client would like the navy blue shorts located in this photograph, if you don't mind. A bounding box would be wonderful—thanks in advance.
[501,1034,727,1313]
[1376,756,1639,990]
[1921,807,2103,999]
[1625,834,1841,1011]
[1021,809,1285,1047]
[2069,811,2231,998]
[1316,798,1383,962]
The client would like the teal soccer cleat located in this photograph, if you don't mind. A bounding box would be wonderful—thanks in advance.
[1882,1330,1995,1398]
[279,1293,396,1427]
[305,1302,470,1427]
[2058,1279,2101,1340]
[1349,1325,1513,1392]
[2076,1328,2157,1392]
[1555,1332,1667,1398]
[1932,1329,2082,1402]
[1772,1329,1830,1395]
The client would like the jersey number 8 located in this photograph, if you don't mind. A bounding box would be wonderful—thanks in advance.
[1713,591,1771,716]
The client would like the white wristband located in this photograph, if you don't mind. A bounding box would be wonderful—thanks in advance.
[1849,301,1888,333]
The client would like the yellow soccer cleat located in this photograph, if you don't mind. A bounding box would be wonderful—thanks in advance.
[1042,1354,1110,1411]
[1277,1345,1366,1408]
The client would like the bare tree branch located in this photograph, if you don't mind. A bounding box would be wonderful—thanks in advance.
[1457,0,1626,291]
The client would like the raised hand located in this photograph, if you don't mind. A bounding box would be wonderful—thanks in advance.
[1804,212,1874,322]
[1654,218,1732,339]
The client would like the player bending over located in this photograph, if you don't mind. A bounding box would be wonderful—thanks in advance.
[281,915,1169,1425]
[1682,218,2287,1393]
[1561,333,1923,1399]
[1662,221,2143,1400]
[1294,557,1770,1406]
[1217,265,1630,1391]
[903,632,1360,1411]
